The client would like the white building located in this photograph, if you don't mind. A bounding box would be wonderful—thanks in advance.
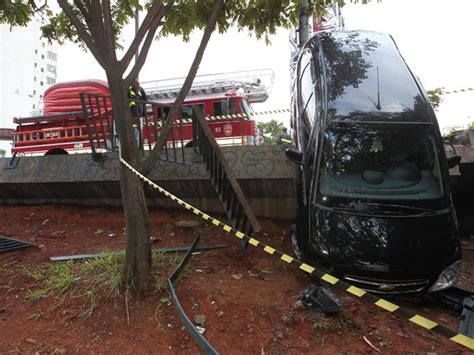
[0,19,58,154]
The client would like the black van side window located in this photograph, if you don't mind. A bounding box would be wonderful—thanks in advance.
[298,51,313,141]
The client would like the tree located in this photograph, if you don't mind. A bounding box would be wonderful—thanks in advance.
[2,0,373,292]
[257,120,285,144]
[427,87,444,111]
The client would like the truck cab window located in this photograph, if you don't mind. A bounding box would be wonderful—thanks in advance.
[213,100,228,116]
[240,99,252,119]
[180,106,193,120]
[229,98,238,114]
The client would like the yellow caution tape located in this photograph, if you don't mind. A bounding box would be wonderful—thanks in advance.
[120,155,474,351]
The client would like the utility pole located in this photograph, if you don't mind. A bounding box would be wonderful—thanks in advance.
[135,2,140,79]
[299,0,310,48]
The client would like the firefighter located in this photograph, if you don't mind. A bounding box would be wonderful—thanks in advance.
[276,127,292,145]
[128,79,147,146]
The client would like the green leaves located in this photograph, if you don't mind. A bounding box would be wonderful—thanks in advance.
[257,119,285,144]
[2,0,377,49]
[427,87,444,111]
[0,0,35,27]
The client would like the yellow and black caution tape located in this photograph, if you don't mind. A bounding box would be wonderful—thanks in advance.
[119,156,474,351]
[154,108,291,125]
[444,88,474,95]
[205,108,290,122]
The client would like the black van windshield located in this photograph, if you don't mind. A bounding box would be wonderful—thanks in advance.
[318,123,444,202]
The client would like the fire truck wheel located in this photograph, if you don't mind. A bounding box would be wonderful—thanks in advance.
[184,139,200,148]
[44,148,68,156]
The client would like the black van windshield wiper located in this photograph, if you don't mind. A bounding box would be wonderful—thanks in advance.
[316,203,407,216]
[346,202,451,216]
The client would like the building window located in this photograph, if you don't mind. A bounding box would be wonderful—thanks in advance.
[41,54,44,59]
[42,42,45,47]
[40,81,44,86]
[33,104,36,109]
[47,64,56,74]
[33,90,36,95]
[34,77,37,82]
[40,95,43,99]
[35,49,38,54]
[34,62,37,68]
[41,68,44,73]
[47,51,57,61]
[46,77,56,85]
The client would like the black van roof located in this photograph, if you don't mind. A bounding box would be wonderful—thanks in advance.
[313,30,432,123]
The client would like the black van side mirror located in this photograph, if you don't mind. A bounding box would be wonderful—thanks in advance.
[285,148,304,165]
[447,155,461,169]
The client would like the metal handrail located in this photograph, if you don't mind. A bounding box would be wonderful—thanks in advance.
[192,106,261,234]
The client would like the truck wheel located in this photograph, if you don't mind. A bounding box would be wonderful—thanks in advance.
[45,148,68,155]
[184,139,200,148]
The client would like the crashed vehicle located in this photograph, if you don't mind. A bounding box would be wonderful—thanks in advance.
[288,30,462,294]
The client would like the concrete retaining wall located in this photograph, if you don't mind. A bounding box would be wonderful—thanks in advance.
[0,145,295,220]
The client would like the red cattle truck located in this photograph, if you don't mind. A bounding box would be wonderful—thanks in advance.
[11,70,273,155]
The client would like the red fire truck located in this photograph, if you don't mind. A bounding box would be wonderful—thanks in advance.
[12,80,111,155]
[11,70,273,155]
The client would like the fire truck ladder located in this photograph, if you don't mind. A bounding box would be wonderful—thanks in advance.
[191,106,261,235]
[142,69,274,104]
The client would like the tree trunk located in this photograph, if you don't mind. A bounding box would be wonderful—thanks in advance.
[107,73,152,292]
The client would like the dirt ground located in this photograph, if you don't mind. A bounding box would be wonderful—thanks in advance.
[0,205,473,354]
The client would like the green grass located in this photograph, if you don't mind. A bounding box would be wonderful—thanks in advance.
[26,312,43,321]
[21,251,187,317]
[312,316,332,331]
[312,315,355,332]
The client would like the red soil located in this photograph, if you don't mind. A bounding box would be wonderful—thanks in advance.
[0,205,472,353]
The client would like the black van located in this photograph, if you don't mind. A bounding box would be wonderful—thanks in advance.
[288,30,462,294]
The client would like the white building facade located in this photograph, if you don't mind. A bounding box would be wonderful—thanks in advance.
[0,20,58,129]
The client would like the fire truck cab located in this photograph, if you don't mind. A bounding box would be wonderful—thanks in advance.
[152,91,256,146]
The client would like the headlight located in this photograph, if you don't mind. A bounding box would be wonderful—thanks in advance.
[428,260,461,293]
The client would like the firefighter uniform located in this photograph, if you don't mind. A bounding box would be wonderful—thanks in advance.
[128,87,146,123]
[276,129,293,145]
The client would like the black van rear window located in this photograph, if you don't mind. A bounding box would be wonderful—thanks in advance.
[318,122,443,201]
[320,31,431,122]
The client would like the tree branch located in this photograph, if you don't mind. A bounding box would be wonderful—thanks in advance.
[57,0,107,68]
[78,0,107,61]
[140,0,225,175]
[118,0,170,74]
[91,0,106,47]
[101,0,116,60]
[124,6,165,85]
[30,0,48,13]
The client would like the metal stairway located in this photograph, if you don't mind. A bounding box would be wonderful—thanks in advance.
[191,107,261,235]
[80,93,261,235]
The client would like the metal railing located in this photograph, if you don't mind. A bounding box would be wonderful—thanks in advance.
[79,93,115,153]
[79,93,187,165]
[80,94,260,234]
[191,106,261,235]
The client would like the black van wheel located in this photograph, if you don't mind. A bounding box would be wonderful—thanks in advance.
[293,165,311,261]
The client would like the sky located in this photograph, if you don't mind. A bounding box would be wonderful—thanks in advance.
[54,0,474,132]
